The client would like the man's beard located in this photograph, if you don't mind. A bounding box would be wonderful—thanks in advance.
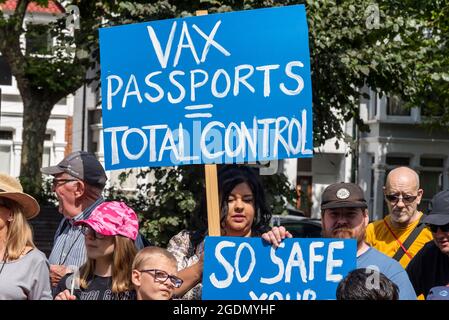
[332,228,354,239]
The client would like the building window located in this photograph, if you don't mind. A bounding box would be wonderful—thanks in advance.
[0,130,12,174]
[387,95,410,116]
[0,145,11,173]
[368,92,378,120]
[0,131,13,140]
[42,133,53,167]
[386,156,410,166]
[297,158,312,172]
[26,24,52,56]
[0,56,12,86]
[296,158,312,217]
[419,156,445,213]
[42,147,51,167]
[420,157,444,168]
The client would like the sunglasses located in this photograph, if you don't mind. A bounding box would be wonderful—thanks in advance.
[427,223,449,233]
[52,178,79,187]
[80,225,107,240]
[139,269,183,288]
[385,194,418,204]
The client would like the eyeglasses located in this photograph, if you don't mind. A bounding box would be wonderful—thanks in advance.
[139,269,183,288]
[52,178,79,187]
[0,198,8,208]
[426,223,449,233]
[80,225,106,240]
[385,194,418,204]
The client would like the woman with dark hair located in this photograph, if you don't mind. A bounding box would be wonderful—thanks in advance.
[167,165,290,300]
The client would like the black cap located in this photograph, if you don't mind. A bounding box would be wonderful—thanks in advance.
[321,182,367,210]
[423,190,449,226]
[41,151,107,188]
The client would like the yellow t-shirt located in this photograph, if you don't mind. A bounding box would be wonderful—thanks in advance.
[365,212,433,269]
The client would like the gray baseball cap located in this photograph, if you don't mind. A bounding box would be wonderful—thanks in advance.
[423,190,449,226]
[41,151,107,188]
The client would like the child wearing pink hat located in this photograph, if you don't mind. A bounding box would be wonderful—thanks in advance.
[54,201,139,300]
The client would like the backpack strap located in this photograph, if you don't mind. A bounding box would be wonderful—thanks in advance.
[391,214,427,262]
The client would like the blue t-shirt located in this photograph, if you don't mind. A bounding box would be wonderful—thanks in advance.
[357,247,417,300]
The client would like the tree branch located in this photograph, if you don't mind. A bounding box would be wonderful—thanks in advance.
[10,0,29,33]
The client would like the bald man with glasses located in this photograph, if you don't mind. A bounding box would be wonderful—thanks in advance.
[366,167,433,269]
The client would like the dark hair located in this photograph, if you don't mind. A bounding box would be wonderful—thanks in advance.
[336,268,399,300]
[189,165,271,254]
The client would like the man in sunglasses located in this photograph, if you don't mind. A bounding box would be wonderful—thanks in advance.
[406,190,449,298]
[366,167,433,268]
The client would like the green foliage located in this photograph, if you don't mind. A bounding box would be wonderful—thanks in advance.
[38,176,59,206]
[100,0,449,143]
[260,171,297,215]
[103,166,201,246]
[405,1,449,130]
[104,165,295,246]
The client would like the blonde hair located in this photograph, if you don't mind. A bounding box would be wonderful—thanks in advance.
[3,198,35,260]
[79,236,137,293]
[132,246,177,271]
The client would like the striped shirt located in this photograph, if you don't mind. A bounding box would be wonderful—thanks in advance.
[48,197,146,269]
[48,197,104,269]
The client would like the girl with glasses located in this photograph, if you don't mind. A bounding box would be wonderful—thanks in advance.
[132,246,182,300]
[54,201,138,300]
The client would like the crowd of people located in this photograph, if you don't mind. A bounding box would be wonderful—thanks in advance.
[0,150,448,300]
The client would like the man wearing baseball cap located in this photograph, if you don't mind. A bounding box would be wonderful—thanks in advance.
[41,151,146,290]
[320,182,416,300]
[406,190,449,298]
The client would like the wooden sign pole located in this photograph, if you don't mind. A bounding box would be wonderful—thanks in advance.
[195,10,221,237]
[204,164,221,236]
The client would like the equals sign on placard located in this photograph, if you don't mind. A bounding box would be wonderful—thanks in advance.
[184,104,213,118]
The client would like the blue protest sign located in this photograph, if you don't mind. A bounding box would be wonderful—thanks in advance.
[99,5,313,170]
[202,237,357,300]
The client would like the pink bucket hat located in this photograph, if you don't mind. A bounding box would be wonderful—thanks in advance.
[75,201,139,240]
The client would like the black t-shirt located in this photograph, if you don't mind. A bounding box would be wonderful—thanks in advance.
[406,241,449,297]
[55,273,136,300]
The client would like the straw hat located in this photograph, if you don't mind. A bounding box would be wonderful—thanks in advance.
[0,173,40,219]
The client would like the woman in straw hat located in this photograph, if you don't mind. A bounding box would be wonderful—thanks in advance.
[0,173,52,299]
